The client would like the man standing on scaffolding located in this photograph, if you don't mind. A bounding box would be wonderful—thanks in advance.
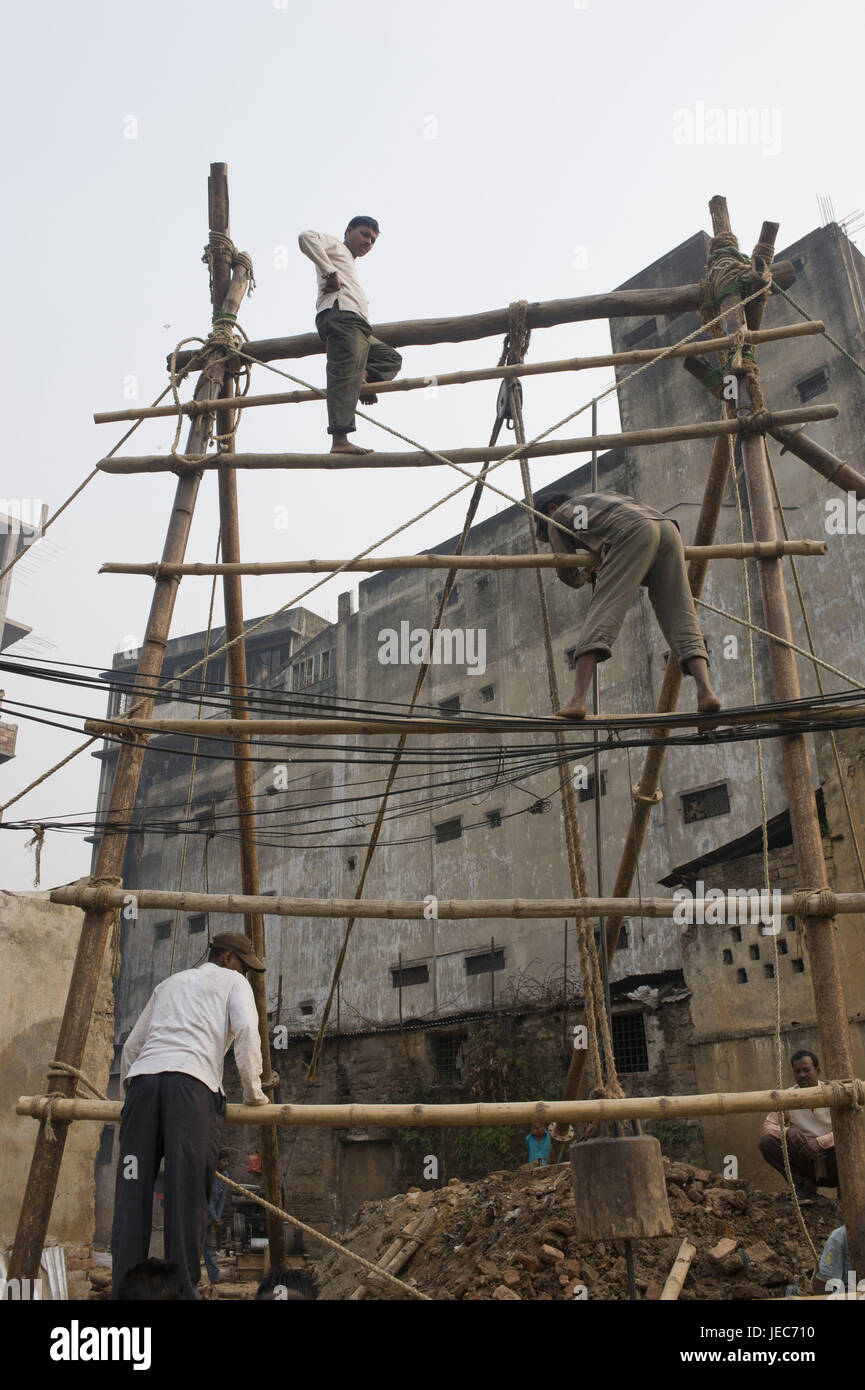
[299,217,402,455]
[534,490,721,720]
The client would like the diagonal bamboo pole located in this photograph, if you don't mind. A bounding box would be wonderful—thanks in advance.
[7,163,244,1281]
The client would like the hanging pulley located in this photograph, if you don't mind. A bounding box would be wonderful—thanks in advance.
[495,376,523,430]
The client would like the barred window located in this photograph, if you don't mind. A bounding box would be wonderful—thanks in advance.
[611,1012,648,1072]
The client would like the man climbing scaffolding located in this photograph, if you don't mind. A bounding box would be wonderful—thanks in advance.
[534,490,721,720]
[298,217,402,455]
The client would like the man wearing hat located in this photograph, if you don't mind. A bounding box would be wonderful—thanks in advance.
[111,932,269,1299]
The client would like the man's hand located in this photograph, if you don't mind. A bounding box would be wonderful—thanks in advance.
[802,1136,824,1161]
[323,271,341,292]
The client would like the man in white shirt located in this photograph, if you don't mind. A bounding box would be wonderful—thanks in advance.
[758,1049,838,1203]
[298,216,402,455]
[111,932,269,1299]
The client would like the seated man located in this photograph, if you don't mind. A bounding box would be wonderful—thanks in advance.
[758,1049,838,1204]
[534,490,720,720]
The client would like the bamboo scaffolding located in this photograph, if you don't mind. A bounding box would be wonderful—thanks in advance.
[47,884,865,921]
[7,164,250,1285]
[659,1239,696,1301]
[97,405,838,474]
[169,262,798,370]
[15,1080,865,1129]
[95,321,823,425]
[83,700,865,741]
[99,539,827,577]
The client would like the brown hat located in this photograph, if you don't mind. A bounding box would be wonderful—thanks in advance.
[210,931,266,973]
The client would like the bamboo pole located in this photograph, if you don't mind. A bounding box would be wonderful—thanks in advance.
[83,700,865,741]
[94,321,823,425]
[348,1209,436,1299]
[659,1238,697,1301]
[215,361,284,1261]
[47,884,865,921]
[15,1079,865,1128]
[6,163,246,1284]
[99,540,827,577]
[169,261,799,370]
[97,405,838,474]
[712,196,865,1277]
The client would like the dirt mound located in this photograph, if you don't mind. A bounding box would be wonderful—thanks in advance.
[316,1156,841,1301]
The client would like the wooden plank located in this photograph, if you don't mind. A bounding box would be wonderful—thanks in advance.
[169,261,799,369]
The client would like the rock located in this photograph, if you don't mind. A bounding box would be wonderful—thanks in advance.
[644,1280,664,1300]
[693,1168,713,1184]
[476,1258,500,1279]
[513,1252,539,1272]
[665,1163,691,1186]
[492,1283,521,1300]
[708,1237,738,1263]
[544,1219,573,1239]
[502,1268,521,1288]
[540,1244,565,1265]
[742,1240,774,1265]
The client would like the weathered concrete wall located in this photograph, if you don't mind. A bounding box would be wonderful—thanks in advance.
[0,890,114,1247]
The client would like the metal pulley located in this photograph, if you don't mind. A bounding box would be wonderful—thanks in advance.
[570,1134,673,1241]
[495,376,523,429]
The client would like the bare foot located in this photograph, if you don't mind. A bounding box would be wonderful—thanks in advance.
[556,699,588,720]
[696,690,722,715]
[360,375,379,406]
[329,441,373,455]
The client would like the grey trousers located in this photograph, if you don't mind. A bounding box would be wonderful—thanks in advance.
[758,1132,838,1189]
[572,517,708,667]
[111,1072,225,1299]
[316,304,402,435]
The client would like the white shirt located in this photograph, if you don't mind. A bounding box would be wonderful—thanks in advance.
[298,230,370,320]
[121,963,267,1104]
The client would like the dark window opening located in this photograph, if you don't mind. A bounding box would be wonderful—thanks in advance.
[475,575,490,591]
[682,782,731,823]
[439,695,461,715]
[154,920,171,941]
[611,1012,649,1073]
[433,586,461,607]
[188,913,206,934]
[391,963,430,988]
[347,855,357,871]
[748,944,760,960]
[480,684,495,703]
[763,962,775,979]
[791,957,805,974]
[778,938,788,955]
[434,1033,467,1085]
[465,948,505,976]
[796,369,828,403]
[321,650,331,679]
[435,816,462,844]
[722,948,733,964]
[485,809,502,829]
[299,1000,315,1015]
[786,916,798,933]
[736,968,748,984]
[730,925,742,942]
[578,770,607,803]
[623,319,658,349]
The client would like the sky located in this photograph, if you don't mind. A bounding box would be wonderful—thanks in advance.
[0,0,861,890]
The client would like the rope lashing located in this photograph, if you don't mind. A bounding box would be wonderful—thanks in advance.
[202,232,256,296]
[792,888,837,920]
[24,824,45,887]
[632,785,663,806]
[215,1172,430,1300]
[42,1061,109,1144]
[739,409,773,435]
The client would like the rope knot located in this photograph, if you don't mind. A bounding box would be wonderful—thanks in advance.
[791,887,836,920]
[633,784,663,805]
[24,824,45,887]
[739,409,772,436]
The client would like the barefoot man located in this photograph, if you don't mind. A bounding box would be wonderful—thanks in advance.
[298,217,402,454]
[535,490,721,720]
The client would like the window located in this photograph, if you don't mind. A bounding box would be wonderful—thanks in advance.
[475,575,490,592]
[321,650,331,679]
[435,816,462,844]
[595,923,628,952]
[439,695,461,715]
[763,962,775,979]
[434,1034,467,1085]
[791,958,805,974]
[299,1000,315,1015]
[730,925,742,943]
[485,810,502,829]
[623,319,658,350]
[777,938,788,955]
[347,855,357,870]
[681,782,730,823]
[749,944,760,960]
[611,1012,648,1073]
[786,916,798,933]
[578,770,607,803]
[465,948,505,976]
[722,948,733,964]
[390,962,430,988]
[480,684,495,703]
[154,920,171,941]
[188,914,206,934]
[736,968,748,983]
[796,369,828,403]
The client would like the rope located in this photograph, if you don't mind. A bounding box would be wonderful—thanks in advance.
[771,280,865,379]
[695,597,865,692]
[215,1172,430,1300]
[792,888,836,920]
[41,1060,109,1144]
[24,823,45,886]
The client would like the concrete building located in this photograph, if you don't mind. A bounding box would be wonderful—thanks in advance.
[92,223,865,1225]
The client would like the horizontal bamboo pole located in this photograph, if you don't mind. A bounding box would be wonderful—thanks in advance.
[47,884,865,921]
[97,405,838,474]
[169,262,798,369]
[660,1238,696,1301]
[95,321,823,425]
[16,1080,864,1129]
[83,698,865,740]
[99,539,827,578]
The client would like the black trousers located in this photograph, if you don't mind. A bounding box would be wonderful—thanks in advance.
[758,1132,839,1190]
[111,1072,225,1299]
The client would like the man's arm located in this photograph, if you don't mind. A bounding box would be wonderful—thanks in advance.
[760,1110,783,1139]
[228,978,269,1105]
[119,992,156,1089]
[298,230,341,278]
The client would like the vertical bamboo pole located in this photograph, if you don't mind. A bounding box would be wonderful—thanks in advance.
[8,165,238,1280]
[215,389,286,1268]
[708,197,865,1275]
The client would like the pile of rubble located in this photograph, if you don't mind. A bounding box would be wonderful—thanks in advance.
[316,1156,842,1301]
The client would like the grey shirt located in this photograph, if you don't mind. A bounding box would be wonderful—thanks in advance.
[548,492,670,589]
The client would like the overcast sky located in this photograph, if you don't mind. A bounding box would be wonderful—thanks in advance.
[1,0,861,890]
